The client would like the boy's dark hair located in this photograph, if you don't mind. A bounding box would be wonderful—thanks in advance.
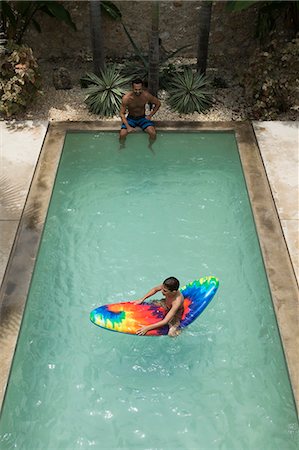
[163,277,180,291]
[132,78,143,86]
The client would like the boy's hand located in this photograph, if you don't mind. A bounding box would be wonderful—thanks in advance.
[136,326,150,335]
[133,298,144,305]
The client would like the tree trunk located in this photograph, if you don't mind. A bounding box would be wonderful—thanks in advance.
[196,1,212,75]
[148,1,160,97]
[0,4,7,55]
[89,0,105,76]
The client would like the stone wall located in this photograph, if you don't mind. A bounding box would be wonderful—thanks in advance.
[209,1,258,69]
[24,1,259,71]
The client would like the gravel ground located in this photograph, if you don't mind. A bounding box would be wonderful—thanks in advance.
[12,58,298,122]
[24,84,251,122]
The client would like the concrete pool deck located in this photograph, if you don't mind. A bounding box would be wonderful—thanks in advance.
[0,120,298,412]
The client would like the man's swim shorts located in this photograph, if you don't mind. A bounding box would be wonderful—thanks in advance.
[121,115,154,130]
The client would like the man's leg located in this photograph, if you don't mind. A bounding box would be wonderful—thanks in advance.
[119,128,128,149]
[144,126,157,149]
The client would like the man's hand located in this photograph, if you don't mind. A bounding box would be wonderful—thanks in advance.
[136,325,150,335]
[127,125,136,133]
[145,115,152,121]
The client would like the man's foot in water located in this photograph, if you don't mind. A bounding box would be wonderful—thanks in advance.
[119,141,126,150]
[148,140,155,154]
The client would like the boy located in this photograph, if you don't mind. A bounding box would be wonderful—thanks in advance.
[134,277,184,337]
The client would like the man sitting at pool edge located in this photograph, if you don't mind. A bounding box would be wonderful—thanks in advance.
[134,277,184,337]
[119,78,161,149]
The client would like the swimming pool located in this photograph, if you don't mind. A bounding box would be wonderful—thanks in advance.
[0,124,298,449]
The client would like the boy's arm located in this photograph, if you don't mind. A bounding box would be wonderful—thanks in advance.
[136,301,181,335]
[133,285,162,304]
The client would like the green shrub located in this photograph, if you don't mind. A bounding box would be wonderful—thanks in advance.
[243,36,299,119]
[159,63,179,90]
[120,61,178,90]
[0,43,41,117]
[81,65,130,116]
[2,1,76,44]
[168,68,213,114]
[120,61,148,85]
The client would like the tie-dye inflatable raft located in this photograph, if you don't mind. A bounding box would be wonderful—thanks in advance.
[90,276,219,336]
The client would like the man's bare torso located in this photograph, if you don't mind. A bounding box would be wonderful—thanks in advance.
[123,91,152,117]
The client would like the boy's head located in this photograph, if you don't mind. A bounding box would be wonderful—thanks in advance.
[162,277,180,292]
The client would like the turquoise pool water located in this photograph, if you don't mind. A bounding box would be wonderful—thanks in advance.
[0,131,298,449]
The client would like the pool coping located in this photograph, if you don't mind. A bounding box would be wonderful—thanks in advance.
[0,121,298,415]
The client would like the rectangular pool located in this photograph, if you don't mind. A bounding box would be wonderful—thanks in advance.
[0,128,298,449]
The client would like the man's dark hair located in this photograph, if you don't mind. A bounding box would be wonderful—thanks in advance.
[163,277,180,291]
[132,78,143,86]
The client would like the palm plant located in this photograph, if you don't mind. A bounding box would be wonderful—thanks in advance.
[148,0,160,96]
[89,0,104,75]
[226,1,299,41]
[1,1,76,44]
[89,0,129,75]
[197,1,213,75]
[0,1,8,54]
[168,68,213,114]
[119,62,148,84]
[82,65,130,116]
[100,1,191,91]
